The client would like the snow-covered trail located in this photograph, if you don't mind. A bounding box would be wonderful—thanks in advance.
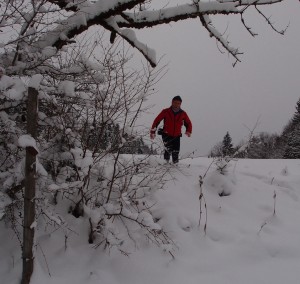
[150,158,300,284]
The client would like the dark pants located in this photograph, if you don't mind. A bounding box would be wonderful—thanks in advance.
[162,133,181,163]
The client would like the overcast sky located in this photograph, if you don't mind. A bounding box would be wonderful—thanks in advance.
[135,0,300,157]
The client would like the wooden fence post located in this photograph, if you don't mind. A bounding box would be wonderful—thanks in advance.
[22,86,38,284]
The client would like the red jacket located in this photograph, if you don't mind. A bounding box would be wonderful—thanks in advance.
[151,107,192,137]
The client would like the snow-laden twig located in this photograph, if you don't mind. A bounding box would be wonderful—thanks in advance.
[198,159,215,233]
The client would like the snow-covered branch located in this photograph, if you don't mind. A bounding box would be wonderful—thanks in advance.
[34,0,286,67]
[0,0,287,70]
[118,2,239,29]
[36,0,146,50]
[198,14,242,65]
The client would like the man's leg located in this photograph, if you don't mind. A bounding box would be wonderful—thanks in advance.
[162,134,172,162]
[172,137,181,164]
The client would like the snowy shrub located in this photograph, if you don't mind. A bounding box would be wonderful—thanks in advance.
[215,157,232,176]
[0,33,171,258]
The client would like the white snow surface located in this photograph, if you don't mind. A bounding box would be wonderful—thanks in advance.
[2,158,300,284]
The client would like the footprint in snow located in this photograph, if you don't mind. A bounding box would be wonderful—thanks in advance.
[177,216,193,232]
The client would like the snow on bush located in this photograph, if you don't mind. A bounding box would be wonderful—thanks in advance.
[58,80,76,97]
[0,75,26,100]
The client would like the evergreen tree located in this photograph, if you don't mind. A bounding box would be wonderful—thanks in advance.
[291,98,300,127]
[222,132,234,156]
[280,98,300,159]
[283,125,300,159]
[282,98,300,139]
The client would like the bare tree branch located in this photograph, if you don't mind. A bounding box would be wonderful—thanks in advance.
[255,6,289,35]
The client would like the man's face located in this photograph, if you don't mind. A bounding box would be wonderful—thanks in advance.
[172,100,182,111]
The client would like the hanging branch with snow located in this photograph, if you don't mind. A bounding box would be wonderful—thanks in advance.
[0,0,287,72]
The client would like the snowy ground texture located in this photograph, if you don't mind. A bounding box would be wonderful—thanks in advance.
[2,158,300,284]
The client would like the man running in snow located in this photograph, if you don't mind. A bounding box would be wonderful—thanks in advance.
[150,96,192,164]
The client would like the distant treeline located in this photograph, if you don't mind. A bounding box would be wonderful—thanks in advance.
[209,98,300,159]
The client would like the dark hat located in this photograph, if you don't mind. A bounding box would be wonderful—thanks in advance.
[172,95,182,102]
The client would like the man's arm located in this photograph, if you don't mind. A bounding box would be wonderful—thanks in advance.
[150,110,165,139]
[184,112,192,137]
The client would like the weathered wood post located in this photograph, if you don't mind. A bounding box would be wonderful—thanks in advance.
[22,85,39,284]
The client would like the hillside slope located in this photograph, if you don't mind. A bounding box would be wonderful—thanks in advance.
[1,158,300,284]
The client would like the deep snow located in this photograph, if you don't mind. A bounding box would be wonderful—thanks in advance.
[1,157,300,284]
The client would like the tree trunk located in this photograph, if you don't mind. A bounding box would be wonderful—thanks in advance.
[22,87,38,284]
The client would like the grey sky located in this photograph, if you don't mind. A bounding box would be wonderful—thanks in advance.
[135,0,300,157]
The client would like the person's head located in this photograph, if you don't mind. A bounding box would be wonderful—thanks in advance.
[171,96,182,111]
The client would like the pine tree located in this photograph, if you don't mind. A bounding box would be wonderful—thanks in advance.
[280,98,300,159]
[291,98,300,127]
[282,98,300,138]
[283,125,300,159]
[222,132,234,157]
